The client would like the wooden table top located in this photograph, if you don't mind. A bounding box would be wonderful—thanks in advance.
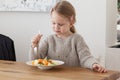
[0,60,120,80]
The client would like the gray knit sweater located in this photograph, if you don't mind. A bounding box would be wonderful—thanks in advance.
[29,33,98,69]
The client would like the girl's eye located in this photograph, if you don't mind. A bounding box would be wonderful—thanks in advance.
[58,23,64,26]
[52,22,56,25]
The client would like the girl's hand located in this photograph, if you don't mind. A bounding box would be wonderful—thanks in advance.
[31,34,42,48]
[92,63,107,73]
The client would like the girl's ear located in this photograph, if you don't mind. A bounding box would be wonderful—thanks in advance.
[70,15,74,25]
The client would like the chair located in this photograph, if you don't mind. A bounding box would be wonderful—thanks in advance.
[0,34,16,61]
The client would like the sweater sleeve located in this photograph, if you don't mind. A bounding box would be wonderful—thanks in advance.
[29,45,38,60]
[29,38,48,60]
[76,36,98,69]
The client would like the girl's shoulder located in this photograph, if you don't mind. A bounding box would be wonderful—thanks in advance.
[72,33,84,40]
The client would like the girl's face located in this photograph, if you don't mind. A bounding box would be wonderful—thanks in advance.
[51,11,72,36]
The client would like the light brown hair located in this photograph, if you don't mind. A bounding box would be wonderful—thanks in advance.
[51,1,76,33]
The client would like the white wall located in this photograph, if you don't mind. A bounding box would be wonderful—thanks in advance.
[0,0,106,65]
[0,12,52,62]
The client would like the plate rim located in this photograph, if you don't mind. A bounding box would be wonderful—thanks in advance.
[26,59,64,67]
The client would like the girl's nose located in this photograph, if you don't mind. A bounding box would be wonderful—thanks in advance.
[55,24,60,29]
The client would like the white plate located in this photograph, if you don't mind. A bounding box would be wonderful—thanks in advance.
[26,60,64,70]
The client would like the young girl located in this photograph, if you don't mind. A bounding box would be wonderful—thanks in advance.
[30,1,107,73]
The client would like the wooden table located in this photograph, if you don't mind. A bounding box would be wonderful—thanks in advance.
[0,60,120,80]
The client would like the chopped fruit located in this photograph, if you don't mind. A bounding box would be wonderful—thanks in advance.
[32,57,55,66]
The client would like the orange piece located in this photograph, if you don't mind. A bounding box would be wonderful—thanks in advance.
[32,61,34,65]
[43,60,48,65]
[38,59,43,63]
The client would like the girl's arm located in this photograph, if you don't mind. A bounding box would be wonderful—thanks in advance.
[29,34,42,60]
[76,36,98,69]
[29,35,48,60]
[29,45,39,60]
[76,36,107,73]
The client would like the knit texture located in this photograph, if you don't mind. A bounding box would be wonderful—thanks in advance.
[29,33,98,69]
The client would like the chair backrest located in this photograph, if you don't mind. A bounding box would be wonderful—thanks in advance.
[0,34,16,61]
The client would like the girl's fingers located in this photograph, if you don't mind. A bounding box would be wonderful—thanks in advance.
[31,34,43,48]
[92,63,107,73]
[98,66,107,73]
[31,43,37,48]
[33,34,42,42]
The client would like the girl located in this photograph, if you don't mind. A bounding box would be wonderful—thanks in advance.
[30,1,107,73]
